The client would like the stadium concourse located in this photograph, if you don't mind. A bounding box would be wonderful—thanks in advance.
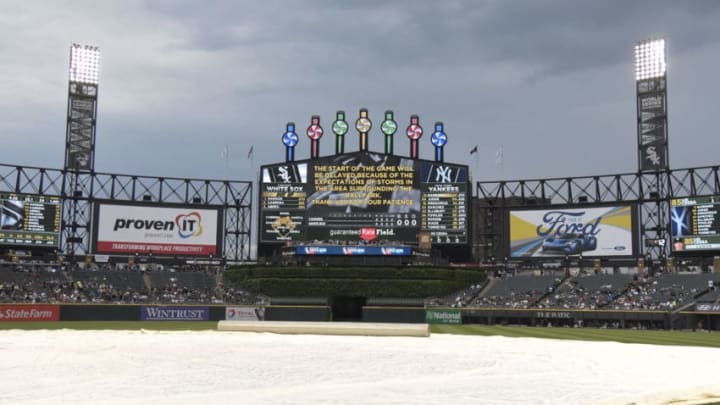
[1,329,720,405]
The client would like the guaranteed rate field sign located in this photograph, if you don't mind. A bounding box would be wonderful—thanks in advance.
[509,206,636,258]
[93,203,222,256]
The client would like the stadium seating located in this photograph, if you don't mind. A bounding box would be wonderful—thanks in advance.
[2,262,718,311]
[540,274,633,309]
[0,263,262,305]
[471,274,561,308]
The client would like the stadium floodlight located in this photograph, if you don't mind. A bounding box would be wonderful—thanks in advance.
[69,43,100,85]
[634,38,666,81]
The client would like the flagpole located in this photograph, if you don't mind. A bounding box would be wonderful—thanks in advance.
[469,144,479,183]
[221,145,230,180]
[496,144,504,178]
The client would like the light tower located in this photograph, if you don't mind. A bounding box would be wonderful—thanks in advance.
[63,43,100,263]
[635,38,669,270]
[65,43,100,172]
[635,38,668,172]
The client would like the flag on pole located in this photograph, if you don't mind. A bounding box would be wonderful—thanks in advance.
[221,145,229,161]
[469,145,478,155]
[247,145,254,159]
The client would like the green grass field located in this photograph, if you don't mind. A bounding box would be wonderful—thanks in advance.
[431,324,720,348]
[1,322,719,348]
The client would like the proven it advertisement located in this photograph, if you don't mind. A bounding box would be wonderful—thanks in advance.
[94,203,222,256]
[509,206,635,258]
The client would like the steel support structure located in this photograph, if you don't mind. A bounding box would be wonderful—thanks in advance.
[0,163,253,261]
[64,81,99,264]
[476,165,720,265]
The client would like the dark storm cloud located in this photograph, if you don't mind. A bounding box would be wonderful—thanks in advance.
[143,0,720,81]
[1,0,719,182]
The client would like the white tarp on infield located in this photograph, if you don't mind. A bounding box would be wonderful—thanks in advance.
[1,330,719,405]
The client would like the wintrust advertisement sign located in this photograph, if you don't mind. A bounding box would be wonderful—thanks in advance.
[509,206,636,258]
[141,306,209,321]
[0,305,60,321]
[94,204,222,256]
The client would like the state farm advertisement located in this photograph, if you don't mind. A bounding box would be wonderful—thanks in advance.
[0,305,60,321]
[94,204,222,256]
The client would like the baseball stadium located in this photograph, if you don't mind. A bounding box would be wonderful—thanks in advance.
[2,29,720,405]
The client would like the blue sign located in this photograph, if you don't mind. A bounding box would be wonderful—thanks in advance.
[295,245,412,256]
[282,123,298,147]
[431,122,447,147]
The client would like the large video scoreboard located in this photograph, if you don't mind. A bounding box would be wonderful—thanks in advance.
[671,196,720,252]
[260,152,468,245]
[0,192,62,248]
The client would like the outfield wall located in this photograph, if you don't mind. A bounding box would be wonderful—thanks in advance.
[0,304,718,330]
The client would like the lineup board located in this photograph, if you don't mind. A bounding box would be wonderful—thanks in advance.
[0,192,61,248]
[671,196,720,252]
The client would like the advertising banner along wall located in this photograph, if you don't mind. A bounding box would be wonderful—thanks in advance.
[225,306,265,321]
[94,204,222,256]
[0,305,60,321]
[509,206,635,258]
[425,309,462,324]
[140,306,209,321]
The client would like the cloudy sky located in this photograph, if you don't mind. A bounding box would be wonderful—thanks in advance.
[1,0,719,184]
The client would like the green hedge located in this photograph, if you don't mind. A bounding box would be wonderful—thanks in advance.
[224,266,485,298]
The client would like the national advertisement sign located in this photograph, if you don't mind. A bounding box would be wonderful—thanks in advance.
[225,306,265,321]
[0,305,60,321]
[510,206,635,258]
[425,309,462,324]
[140,306,209,321]
[94,204,222,256]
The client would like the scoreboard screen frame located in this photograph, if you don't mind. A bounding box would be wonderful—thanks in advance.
[258,151,470,247]
[91,200,225,257]
[0,192,62,249]
[507,203,639,259]
[670,195,720,254]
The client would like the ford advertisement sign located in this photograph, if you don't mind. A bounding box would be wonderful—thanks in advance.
[509,206,636,258]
